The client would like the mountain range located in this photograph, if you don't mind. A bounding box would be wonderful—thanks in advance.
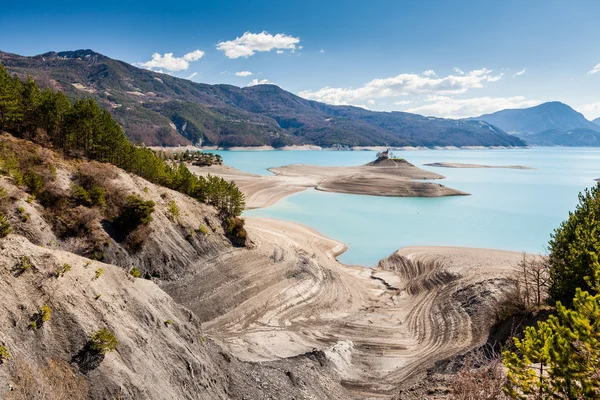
[0,49,525,148]
[471,102,600,146]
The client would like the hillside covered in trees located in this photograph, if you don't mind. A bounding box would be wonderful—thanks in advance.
[0,64,245,224]
[0,50,527,148]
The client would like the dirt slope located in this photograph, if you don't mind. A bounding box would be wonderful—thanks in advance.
[0,235,352,399]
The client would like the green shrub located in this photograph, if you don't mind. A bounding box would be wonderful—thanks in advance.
[89,328,118,354]
[88,186,105,207]
[0,186,7,202]
[70,184,91,206]
[130,267,141,278]
[0,345,10,363]
[94,268,104,279]
[40,304,51,322]
[24,170,45,195]
[196,224,210,235]
[166,200,180,221]
[224,216,247,247]
[20,256,32,272]
[49,164,57,179]
[0,212,11,237]
[26,195,34,203]
[95,294,102,300]
[29,321,37,329]
[56,263,71,277]
[16,206,30,222]
[114,195,155,235]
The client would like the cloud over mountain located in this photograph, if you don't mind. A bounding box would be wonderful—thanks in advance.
[298,68,503,105]
[217,31,300,59]
[138,50,205,71]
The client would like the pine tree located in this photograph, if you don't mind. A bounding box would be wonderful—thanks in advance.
[548,184,600,306]
[505,237,600,398]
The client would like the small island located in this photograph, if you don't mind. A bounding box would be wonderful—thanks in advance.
[187,149,469,209]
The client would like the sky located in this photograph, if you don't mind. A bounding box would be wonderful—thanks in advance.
[2,0,600,119]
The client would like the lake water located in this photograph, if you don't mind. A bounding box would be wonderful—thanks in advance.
[211,148,600,266]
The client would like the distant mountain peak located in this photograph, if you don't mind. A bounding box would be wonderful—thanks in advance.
[470,101,600,136]
[39,49,105,61]
[593,117,600,126]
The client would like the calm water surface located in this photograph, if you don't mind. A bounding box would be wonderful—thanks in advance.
[211,148,600,266]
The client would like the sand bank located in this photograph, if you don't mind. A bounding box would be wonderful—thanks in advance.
[162,217,523,397]
[425,162,535,170]
[189,160,468,209]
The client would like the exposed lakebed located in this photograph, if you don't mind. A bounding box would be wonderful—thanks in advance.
[210,147,600,266]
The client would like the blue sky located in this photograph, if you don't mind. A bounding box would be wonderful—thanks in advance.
[2,0,600,119]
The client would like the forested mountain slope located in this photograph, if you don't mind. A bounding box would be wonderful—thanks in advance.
[0,49,526,148]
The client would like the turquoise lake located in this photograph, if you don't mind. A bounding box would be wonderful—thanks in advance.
[211,148,600,266]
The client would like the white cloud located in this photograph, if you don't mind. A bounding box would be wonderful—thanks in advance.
[422,69,437,77]
[589,63,600,75]
[580,102,600,119]
[514,68,527,77]
[183,50,205,61]
[454,67,465,75]
[217,31,300,59]
[186,72,198,80]
[394,100,413,106]
[405,96,539,119]
[247,78,275,87]
[276,50,284,54]
[367,99,376,105]
[298,68,503,105]
[138,50,205,71]
[320,49,325,53]
[235,71,253,77]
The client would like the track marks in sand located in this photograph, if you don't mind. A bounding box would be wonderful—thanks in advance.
[162,220,522,397]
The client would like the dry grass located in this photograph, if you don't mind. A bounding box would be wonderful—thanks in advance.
[6,358,89,400]
[450,358,508,400]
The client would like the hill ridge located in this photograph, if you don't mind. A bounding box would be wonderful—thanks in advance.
[0,49,526,148]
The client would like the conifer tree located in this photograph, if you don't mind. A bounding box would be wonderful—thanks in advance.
[548,184,600,306]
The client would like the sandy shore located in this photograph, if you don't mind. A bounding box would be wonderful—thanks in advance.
[425,162,535,170]
[163,217,523,397]
[189,160,468,209]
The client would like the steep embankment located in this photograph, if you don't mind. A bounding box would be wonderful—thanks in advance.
[0,135,352,399]
[0,235,351,399]
[0,133,231,281]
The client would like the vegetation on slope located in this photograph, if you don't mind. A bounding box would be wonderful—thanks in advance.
[501,184,600,398]
[0,63,245,219]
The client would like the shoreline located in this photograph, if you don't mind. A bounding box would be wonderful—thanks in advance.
[150,144,529,152]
